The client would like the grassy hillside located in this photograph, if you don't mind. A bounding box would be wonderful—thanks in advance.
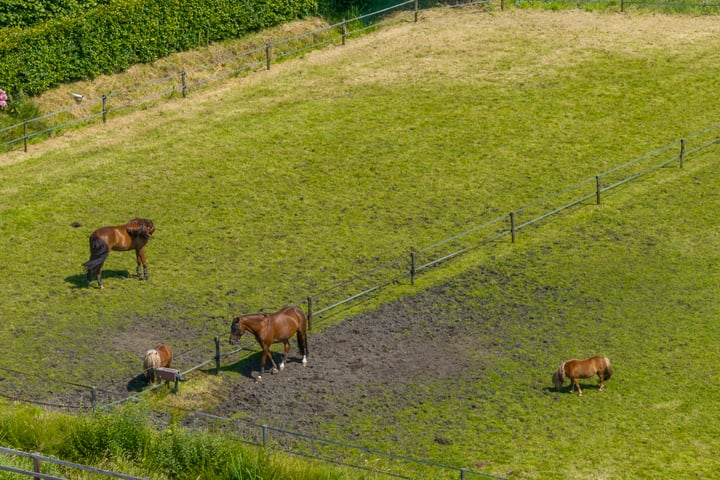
[1,6,720,479]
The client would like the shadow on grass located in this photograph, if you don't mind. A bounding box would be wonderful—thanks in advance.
[217,349,304,380]
[126,373,148,392]
[64,269,131,288]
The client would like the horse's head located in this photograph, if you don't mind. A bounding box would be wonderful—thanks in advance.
[229,317,245,345]
[552,365,566,390]
[127,218,155,238]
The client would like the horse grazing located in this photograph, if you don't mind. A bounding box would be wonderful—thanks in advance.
[552,356,613,396]
[143,344,173,385]
[229,305,308,380]
[83,218,155,288]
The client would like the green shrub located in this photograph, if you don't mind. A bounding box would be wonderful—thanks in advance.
[0,0,318,98]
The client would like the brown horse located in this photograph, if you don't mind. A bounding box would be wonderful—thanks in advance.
[143,344,173,385]
[229,305,308,380]
[83,218,155,288]
[552,356,613,396]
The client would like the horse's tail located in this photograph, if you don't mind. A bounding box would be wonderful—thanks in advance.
[552,362,566,390]
[83,234,110,271]
[295,307,308,358]
[603,357,613,381]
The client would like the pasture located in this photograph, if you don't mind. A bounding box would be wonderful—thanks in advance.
[1,6,720,479]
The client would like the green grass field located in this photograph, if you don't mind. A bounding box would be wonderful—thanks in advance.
[1,6,720,479]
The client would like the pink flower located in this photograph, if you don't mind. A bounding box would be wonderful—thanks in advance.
[0,89,7,107]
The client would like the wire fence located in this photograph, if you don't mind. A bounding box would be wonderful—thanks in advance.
[0,446,148,480]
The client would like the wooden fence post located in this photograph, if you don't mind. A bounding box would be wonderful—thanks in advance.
[307,296,313,330]
[214,336,221,372]
[23,121,28,152]
[596,175,602,205]
[91,386,97,410]
[342,20,347,45]
[32,453,41,480]
[509,212,516,243]
[414,0,419,21]
[181,70,187,98]
[679,138,685,168]
[265,43,271,70]
[102,95,107,123]
[410,249,416,285]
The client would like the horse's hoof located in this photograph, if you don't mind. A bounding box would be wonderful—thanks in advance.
[271,368,279,375]
[302,356,307,366]
[279,362,285,371]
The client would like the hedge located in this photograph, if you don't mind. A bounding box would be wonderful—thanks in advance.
[0,0,317,98]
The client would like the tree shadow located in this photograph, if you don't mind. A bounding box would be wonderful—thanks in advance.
[64,270,131,289]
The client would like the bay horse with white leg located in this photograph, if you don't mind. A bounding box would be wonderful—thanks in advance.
[552,356,613,396]
[83,218,155,288]
[229,305,308,380]
[143,344,173,385]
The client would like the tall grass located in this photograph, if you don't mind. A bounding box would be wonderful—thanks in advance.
[0,402,358,479]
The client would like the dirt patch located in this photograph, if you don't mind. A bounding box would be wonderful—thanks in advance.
[203,272,499,435]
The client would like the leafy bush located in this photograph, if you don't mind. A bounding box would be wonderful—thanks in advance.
[0,0,318,98]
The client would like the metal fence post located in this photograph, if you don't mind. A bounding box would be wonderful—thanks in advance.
[23,121,28,152]
[262,425,268,447]
[91,386,97,410]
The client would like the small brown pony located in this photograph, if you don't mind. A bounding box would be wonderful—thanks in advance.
[552,356,613,396]
[143,344,173,385]
[83,218,155,288]
[229,305,308,380]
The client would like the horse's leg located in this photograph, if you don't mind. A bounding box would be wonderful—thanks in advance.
[136,248,149,280]
[573,378,583,396]
[97,267,104,289]
[598,372,606,391]
[279,341,290,371]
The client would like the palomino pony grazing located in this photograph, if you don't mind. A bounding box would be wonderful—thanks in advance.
[83,218,155,288]
[229,305,308,380]
[552,356,613,396]
[143,344,173,385]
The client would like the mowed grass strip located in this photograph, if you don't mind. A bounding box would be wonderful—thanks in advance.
[1,7,720,477]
